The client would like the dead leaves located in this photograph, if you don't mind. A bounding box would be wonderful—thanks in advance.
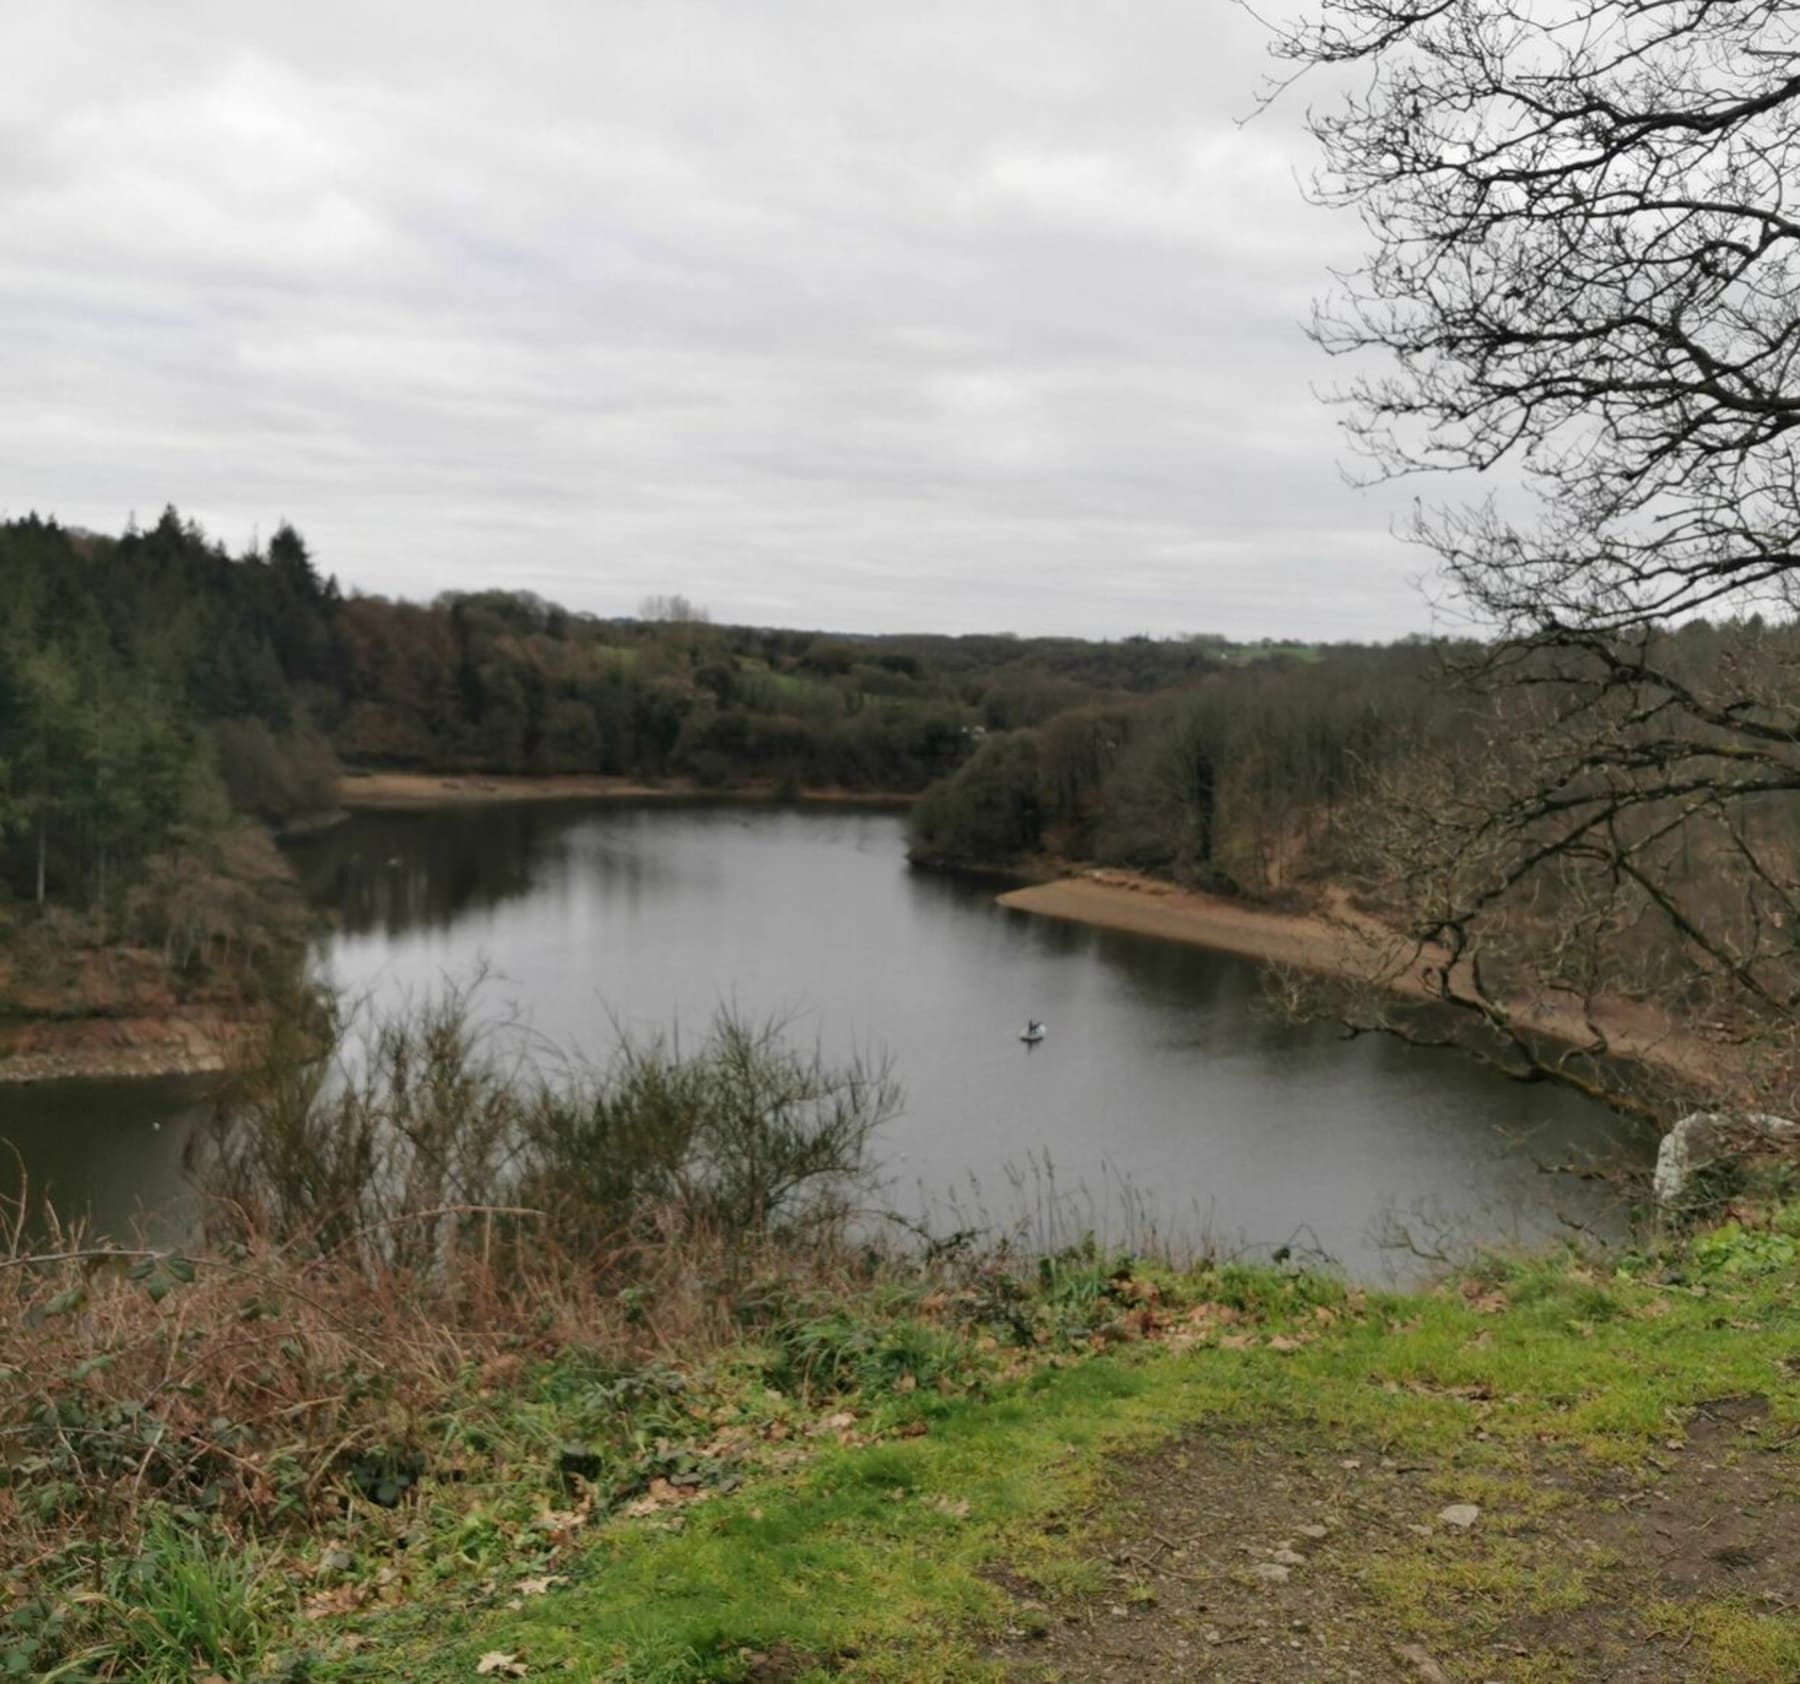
[475,1652,528,1677]
[301,1581,369,1621]
[1460,1279,1510,1315]
[623,1476,713,1517]
[514,1574,567,1597]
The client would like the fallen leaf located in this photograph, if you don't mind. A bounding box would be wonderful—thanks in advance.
[515,1574,568,1597]
[533,1507,589,1547]
[302,1583,368,1620]
[926,1494,972,1520]
[476,1653,528,1678]
[1186,1301,1241,1325]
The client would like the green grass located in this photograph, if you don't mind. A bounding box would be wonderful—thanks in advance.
[349,1358,1179,1682]
[27,1219,1800,1681]
[285,1230,1800,1682]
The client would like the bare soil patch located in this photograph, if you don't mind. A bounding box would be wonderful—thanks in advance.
[990,1405,1800,1682]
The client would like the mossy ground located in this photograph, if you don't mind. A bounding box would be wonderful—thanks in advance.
[228,1217,1800,1684]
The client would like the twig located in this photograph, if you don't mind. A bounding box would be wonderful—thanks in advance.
[0,1247,166,1275]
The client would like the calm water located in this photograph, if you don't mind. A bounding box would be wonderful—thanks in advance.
[0,801,1651,1276]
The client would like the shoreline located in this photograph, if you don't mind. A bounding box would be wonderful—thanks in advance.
[339,771,917,810]
[999,870,1718,1097]
[0,1011,238,1086]
[999,872,1342,974]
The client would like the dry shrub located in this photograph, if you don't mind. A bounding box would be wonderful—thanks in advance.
[0,1177,888,1677]
[190,979,899,1268]
[0,983,901,1675]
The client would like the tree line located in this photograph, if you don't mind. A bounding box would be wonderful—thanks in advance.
[0,505,1284,922]
[908,642,1447,894]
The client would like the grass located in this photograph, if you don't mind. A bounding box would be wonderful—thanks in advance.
[275,1223,1800,1682]
[11,1210,1800,1680]
[329,1355,1176,1683]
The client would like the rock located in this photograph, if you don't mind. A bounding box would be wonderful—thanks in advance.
[1270,1548,1306,1566]
[1250,1562,1291,1583]
[1398,1644,1450,1683]
[1654,1111,1800,1202]
[1438,1503,1480,1529]
[1298,1523,1330,1539]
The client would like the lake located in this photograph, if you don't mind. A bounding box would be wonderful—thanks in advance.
[0,801,1650,1277]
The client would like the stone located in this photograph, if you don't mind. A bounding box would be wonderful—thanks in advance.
[1271,1548,1306,1566]
[1298,1523,1330,1539]
[1397,1645,1450,1683]
[1438,1503,1481,1529]
[1250,1562,1291,1583]
[1653,1111,1799,1202]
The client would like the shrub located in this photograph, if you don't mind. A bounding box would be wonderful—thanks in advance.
[191,981,899,1267]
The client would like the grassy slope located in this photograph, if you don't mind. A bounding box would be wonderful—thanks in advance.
[285,1221,1800,1684]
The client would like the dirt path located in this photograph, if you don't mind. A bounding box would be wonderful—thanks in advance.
[992,1401,1799,1682]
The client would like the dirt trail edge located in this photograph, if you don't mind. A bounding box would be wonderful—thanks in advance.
[991,1403,1799,1683]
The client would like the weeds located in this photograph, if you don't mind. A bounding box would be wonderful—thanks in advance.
[0,984,1203,1679]
[192,981,898,1268]
[13,982,1795,1680]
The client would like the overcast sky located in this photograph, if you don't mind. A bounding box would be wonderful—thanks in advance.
[0,1,1436,640]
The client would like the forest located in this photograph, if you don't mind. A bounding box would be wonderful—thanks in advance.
[13,504,1797,1130]
[0,505,1412,930]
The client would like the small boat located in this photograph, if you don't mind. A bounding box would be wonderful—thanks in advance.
[1020,1020,1047,1045]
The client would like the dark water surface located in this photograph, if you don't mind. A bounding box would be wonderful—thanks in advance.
[1,801,1651,1276]
[0,1076,213,1247]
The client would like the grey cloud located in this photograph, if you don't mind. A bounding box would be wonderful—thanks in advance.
[1,0,1433,638]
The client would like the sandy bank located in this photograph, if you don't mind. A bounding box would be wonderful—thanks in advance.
[1000,871,1719,1093]
[0,1011,239,1085]
[1000,874,1363,976]
[340,772,916,810]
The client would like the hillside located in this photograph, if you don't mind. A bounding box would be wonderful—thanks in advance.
[8,1200,1797,1681]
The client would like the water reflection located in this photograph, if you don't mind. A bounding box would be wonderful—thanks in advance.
[0,1077,212,1246]
[0,803,1652,1273]
[285,801,1651,1280]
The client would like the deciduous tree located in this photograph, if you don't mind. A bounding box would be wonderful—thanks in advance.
[1270,0,1800,1114]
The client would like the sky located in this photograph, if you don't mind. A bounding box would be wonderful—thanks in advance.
[0,1,1435,640]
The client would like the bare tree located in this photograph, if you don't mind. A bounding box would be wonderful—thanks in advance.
[1265,0,1800,1117]
[638,593,711,626]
